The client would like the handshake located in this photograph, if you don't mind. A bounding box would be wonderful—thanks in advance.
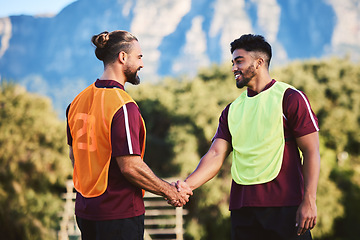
[166,180,193,208]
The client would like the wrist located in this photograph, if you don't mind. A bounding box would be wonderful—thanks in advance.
[303,193,316,203]
[184,179,195,191]
[167,183,178,199]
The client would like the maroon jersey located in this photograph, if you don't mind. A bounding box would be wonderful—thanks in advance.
[213,80,319,209]
[67,79,145,220]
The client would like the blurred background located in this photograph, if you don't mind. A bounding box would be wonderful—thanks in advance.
[0,0,359,239]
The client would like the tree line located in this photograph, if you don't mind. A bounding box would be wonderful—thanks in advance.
[0,57,359,239]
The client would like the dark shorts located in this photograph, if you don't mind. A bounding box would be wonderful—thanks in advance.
[231,207,312,240]
[76,215,144,240]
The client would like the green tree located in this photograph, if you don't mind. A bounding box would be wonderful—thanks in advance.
[0,80,72,240]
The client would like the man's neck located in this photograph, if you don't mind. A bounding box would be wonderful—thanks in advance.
[247,71,272,93]
[99,65,126,86]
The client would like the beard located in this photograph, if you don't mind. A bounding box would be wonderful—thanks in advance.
[124,64,141,85]
[235,64,256,89]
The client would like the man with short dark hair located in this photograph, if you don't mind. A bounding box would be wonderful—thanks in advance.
[177,34,320,240]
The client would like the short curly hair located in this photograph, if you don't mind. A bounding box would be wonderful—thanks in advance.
[230,34,272,68]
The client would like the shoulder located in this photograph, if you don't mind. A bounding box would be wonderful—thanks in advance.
[113,102,140,120]
[283,87,311,109]
[212,103,232,143]
[114,88,134,101]
[231,90,247,105]
[113,102,141,126]
[283,87,319,136]
[72,84,94,101]
[221,103,231,118]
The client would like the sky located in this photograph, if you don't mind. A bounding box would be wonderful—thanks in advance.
[0,0,77,18]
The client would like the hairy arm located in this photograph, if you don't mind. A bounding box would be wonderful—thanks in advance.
[295,131,320,235]
[116,155,192,206]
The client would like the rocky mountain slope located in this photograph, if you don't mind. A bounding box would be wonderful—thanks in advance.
[0,0,359,112]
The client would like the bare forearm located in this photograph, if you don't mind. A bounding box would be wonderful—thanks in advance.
[185,139,231,190]
[302,150,320,202]
[296,132,320,201]
[116,155,191,204]
[295,132,320,235]
[185,155,222,190]
[122,159,172,197]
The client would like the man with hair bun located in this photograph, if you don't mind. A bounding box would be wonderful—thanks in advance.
[176,34,320,240]
[66,30,192,240]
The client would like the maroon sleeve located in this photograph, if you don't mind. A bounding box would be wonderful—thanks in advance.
[111,102,143,157]
[66,104,73,146]
[212,103,232,145]
[283,88,319,138]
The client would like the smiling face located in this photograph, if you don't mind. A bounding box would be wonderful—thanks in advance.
[231,49,258,89]
[124,40,144,85]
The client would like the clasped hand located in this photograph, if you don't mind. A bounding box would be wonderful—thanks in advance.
[167,180,193,207]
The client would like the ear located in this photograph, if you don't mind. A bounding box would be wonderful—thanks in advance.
[118,51,127,64]
[256,58,264,69]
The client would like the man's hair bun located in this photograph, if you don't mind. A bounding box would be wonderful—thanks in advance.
[91,31,110,49]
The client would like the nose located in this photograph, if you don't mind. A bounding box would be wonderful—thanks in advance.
[232,64,238,73]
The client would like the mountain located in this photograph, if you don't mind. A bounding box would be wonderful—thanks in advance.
[0,0,359,113]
